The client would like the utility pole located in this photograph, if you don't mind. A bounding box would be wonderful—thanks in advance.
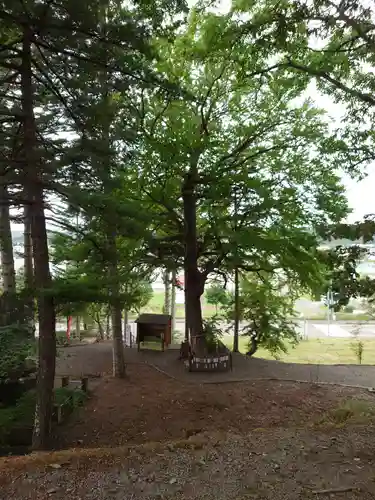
[326,287,334,337]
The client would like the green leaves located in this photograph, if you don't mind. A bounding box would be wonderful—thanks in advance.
[136,9,353,304]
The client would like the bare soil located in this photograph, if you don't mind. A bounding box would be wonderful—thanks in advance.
[53,363,373,450]
[2,343,375,499]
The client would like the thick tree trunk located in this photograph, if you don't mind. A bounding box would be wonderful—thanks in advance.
[163,270,171,314]
[21,27,56,451]
[182,172,205,347]
[0,184,16,293]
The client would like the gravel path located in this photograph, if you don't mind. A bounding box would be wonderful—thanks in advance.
[56,342,375,388]
[2,428,375,499]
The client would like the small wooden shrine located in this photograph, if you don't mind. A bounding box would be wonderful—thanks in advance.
[135,313,172,351]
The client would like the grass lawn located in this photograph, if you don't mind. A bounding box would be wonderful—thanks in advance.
[223,335,375,365]
[137,291,372,321]
[135,291,217,318]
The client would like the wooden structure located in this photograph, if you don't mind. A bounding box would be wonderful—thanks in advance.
[186,340,232,372]
[53,376,89,424]
[135,313,172,351]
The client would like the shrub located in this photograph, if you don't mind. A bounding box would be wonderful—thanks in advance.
[202,318,223,353]
[343,305,354,313]
[56,330,70,346]
[0,387,87,446]
[0,324,35,381]
[350,340,364,364]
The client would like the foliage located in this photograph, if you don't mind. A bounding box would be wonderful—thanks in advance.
[343,305,354,314]
[50,230,154,317]
[0,390,36,445]
[0,323,35,381]
[316,243,375,311]
[350,340,364,365]
[205,284,229,312]
[53,387,88,409]
[201,317,223,353]
[0,387,87,446]
[135,9,357,340]
[224,1,375,310]
[56,331,70,347]
[222,274,300,356]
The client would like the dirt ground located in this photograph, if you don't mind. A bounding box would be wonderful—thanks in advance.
[53,363,374,449]
[2,343,375,499]
[2,427,375,499]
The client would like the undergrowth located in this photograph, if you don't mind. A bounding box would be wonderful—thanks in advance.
[0,387,87,445]
[316,399,375,427]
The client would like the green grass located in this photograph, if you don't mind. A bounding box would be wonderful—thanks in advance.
[132,291,217,318]
[317,399,375,427]
[134,291,373,321]
[223,336,375,365]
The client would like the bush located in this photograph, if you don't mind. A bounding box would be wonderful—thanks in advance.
[0,390,35,445]
[56,330,70,346]
[202,318,223,353]
[343,305,354,313]
[0,387,87,446]
[0,324,35,381]
[54,387,87,409]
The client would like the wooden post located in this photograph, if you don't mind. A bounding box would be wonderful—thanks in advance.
[81,377,88,392]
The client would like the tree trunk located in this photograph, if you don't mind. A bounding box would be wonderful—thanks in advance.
[24,203,35,329]
[171,269,176,335]
[95,312,104,340]
[105,306,110,339]
[163,270,171,314]
[184,270,189,341]
[21,27,56,451]
[123,309,130,345]
[182,172,205,347]
[75,316,81,341]
[24,204,34,289]
[233,266,240,352]
[108,241,126,378]
[111,299,124,377]
[0,184,16,293]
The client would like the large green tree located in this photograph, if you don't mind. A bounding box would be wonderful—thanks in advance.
[134,10,351,347]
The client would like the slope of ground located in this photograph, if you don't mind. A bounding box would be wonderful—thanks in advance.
[3,343,375,499]
[2,427,375,499]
